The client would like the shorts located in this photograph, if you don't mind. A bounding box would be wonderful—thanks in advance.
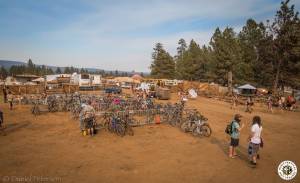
[248,142,260,158]
[230,138,239,147]
[84,118,94,129]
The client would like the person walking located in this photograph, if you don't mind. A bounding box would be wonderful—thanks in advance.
[0,107,3,129]
[248,116,263,166]
[278,96,284,112]
[3,87,7,103]
[229,114,244,158]
[245,97,253,113]
[267,95,273,113]
[231,94,238,109]
[7,91,13,110]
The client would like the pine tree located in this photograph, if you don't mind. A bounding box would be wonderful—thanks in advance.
[55,67,62,74]
[0,66,8,79]
[238,19,266,85]
[150,43,175,79]
[64,67,71,74]
[210,27,243,85]
[270,0,300,92]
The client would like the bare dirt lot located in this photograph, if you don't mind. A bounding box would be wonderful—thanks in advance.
[1,93,299,183]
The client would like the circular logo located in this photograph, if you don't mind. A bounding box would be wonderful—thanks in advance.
[278,160,297,180]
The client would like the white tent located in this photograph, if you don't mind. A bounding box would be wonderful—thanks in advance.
[237,84,256,90]
[188,89,198,99]
[32,77,45,82]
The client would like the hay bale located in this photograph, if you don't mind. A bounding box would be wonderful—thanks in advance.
[207,83,219,96]
[6,85,21,95]
[218,86,229,96]
[199,82,209,91]
[25,85,44,94]
[182,81,200,92]
[63,84,79,93]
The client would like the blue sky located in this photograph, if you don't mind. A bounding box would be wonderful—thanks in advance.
[0,0,299,72]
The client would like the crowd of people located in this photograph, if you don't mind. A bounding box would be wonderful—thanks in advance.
[231,93,297,113]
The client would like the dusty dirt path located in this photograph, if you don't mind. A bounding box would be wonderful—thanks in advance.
[0,94,299,183]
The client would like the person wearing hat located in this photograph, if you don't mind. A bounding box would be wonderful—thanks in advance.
[229,114,244,158]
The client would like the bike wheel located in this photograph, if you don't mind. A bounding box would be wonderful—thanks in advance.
[200,123,212,137]
[126,126,134,136]
[108,122,114,133]
[116,124,125,137]
[180,122,189,133]
[169,119,176,127]
[32,105,40,116]
[192,127,199,136]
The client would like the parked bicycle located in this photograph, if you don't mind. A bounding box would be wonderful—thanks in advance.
[180,110,212,137]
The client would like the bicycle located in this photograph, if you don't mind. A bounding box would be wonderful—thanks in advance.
[180,110,212,137]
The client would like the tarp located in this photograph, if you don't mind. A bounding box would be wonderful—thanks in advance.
[237,84,256,90]
[46,74,72,82]
[46,74,60,82]
[188,89,198,98]
[137,82,150,91]
[32,77,45,82]
[24,82,37,85]
[132,74,143,81]
[114,77,140,84]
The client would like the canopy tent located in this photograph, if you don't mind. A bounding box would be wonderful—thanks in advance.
[237,84,257,95]
[237,84,256,90]
[132,74,143,81]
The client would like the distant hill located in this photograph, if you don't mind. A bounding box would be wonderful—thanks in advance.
[0,60,26,69]
[0,60,149,75]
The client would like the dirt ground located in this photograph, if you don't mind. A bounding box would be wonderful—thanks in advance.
[0,92,299,183]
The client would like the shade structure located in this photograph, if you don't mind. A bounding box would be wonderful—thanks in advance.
[237,84,257,95]
[132,74,143,81]
[237,84,256,90]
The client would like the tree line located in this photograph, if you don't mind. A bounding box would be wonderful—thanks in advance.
[0,59,144,79]
[150,0,300,92]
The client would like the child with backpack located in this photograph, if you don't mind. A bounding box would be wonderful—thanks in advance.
[226,114,244,158]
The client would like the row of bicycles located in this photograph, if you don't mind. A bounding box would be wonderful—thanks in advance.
[27,93,212,138]
[95,105,212,137]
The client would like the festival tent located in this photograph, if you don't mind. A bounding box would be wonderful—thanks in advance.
[132,74,143,81]
[237,84,257,95]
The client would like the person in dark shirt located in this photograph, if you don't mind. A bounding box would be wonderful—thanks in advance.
[3,87,7,103]
[0,108,3,129]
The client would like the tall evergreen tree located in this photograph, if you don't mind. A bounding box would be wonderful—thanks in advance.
[210,27,243,85]
[239,19,267,85]
[55,67,62,74]
[270,0,300,91]
[0,67,8,79]
[150,43,175,79]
